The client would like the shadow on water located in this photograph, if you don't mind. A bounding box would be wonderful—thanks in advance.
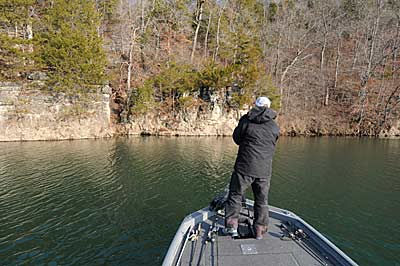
[0,137,399,265]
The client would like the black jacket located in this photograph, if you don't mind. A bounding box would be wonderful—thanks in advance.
[233,106,280,178]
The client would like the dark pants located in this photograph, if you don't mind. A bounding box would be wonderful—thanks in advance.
[225,170,270,229]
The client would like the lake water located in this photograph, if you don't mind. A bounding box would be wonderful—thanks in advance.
[0,137,399,266]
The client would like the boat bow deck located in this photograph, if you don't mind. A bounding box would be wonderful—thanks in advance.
[163,203,358,266]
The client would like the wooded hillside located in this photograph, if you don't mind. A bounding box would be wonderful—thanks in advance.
[1,0,399,136]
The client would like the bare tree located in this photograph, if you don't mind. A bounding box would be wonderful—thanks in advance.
[191,0,205,63]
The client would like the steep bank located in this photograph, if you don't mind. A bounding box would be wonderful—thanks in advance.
[123,104,400,138]
[1,82,399,141]
[278,115,400,138]
[125,103,246,136]
[120,89,400,138]
[0,82,113,142]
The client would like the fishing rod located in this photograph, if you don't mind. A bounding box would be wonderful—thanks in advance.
[279,222,329,266]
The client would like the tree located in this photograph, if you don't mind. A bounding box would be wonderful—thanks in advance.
[0,0,36,80]
[101,0,400,136]
[37,0,107,94]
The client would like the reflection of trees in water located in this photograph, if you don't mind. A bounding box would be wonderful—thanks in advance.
[115,136,237,168]
[113,137,237,177]
[0,139,118,186]
[1,138,399,266]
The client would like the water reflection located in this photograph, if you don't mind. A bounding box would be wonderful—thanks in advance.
[0,137,399,265]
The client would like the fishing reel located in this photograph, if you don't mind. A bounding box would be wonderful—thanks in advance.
[279,222,307,241]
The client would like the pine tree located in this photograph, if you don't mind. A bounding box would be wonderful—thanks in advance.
[37,0,106,94]
[0,0,35,80]
[95,0,118,20]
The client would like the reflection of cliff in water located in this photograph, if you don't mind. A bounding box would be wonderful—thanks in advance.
[0,138,399,266]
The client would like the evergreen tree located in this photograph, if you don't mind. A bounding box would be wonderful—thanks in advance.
[95,0,118,20]
[0,0,35,80]
[37,0,106,94]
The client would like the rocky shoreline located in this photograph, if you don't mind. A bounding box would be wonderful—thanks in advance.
[2,120,399,142]
[0,82,113,142]
[1,82,399,142]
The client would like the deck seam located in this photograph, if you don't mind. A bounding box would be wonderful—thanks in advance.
[289,252,302,266]
[214,251,297,257]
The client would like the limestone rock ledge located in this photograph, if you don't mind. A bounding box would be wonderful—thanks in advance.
[1,82,398,141]
[126,104,248,136]
[0,82,113,142]
[379,120,400,138]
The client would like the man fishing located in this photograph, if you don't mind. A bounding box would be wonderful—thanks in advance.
[225,96,280,239]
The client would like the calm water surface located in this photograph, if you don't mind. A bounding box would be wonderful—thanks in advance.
[0,137,399,266]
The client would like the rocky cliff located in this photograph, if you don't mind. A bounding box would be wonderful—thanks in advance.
[0,82,113,142]
[126,103,247,136]
[124,105,400,138]
[1,82,399,141]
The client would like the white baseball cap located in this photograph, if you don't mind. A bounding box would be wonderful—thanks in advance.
[255,96,271,108]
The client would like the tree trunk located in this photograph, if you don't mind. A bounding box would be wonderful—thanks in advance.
[391,17,400,79]
[204,11,212,58]
[213,1,227,62]
[333,37,341,90]
[351,37,359,70]
[125,28,138,122]
[167,26,171,57]
[141,0,145,32]
[326,35,341,106]
[320,10,328,71]
[279,48,307,108]
[358,0,382,133]
[273,33,281,78]
[321,35,327,105]
[155,26,160,60]
[377,86,400,136]
[26,22,34,53]
[191,0,204,63]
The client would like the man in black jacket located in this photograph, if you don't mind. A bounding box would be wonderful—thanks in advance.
[225,96,280,239]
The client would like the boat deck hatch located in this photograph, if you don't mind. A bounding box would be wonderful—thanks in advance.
[240,244,258,255]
